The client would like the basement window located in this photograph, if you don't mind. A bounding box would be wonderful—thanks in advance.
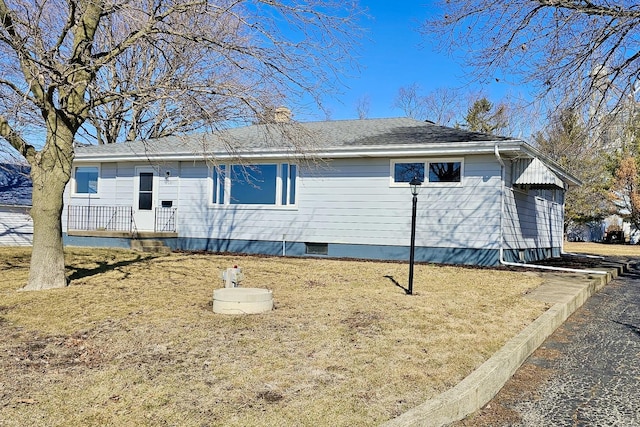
[305,243,328,255]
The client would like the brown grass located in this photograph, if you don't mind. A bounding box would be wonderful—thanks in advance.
[0,247,548,426]
[564,241,640,257]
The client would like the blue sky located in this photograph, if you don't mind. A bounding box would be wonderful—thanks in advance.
[0,1,533,162]
[315,1,526,122]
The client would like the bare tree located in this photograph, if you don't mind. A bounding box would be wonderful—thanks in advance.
[420,87,462,126]
[392,83,534,136]
[424,1,640,120]
[82,39,234,145]
[612,156,640,232]
[355,94,370,119]
[393,84,463,125]
[0,0,362,290]
[608,105,640,232]
[393,83,428,120]
[534,108,612,225]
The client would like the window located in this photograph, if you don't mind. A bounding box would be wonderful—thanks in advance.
[305,243,328,255]
[394,162,425,183]
[74,166,99,194]
[391,159,462,186]
[212,163,297,206]
[212,165,226,205]
[230,164,277,204]
[428,162,461,183]
[138,172,153,210]
[281,164,297,205]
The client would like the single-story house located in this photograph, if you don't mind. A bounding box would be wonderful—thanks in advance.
[0,163,33,246]
[63,117,580,266]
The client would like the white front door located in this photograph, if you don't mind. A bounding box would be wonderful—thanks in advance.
[133,166,157,231]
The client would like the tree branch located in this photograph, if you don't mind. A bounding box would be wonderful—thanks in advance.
[0,0,46,105]
[0,115,35,160]
[537,0,640,19]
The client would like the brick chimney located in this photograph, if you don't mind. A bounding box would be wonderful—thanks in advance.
[274,106,292,123]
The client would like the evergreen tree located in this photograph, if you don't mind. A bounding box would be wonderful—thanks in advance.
[462,98,507,135]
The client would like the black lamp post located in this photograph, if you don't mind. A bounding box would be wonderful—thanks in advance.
[407,176,422,295]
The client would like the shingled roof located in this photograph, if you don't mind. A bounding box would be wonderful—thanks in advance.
[75,117,516,159]
[0,163,32,206]
[72,117,581,187]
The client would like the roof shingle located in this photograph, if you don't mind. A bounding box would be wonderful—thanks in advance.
[75,117,514,158]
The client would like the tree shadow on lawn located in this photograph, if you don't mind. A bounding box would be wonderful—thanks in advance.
[66,254,154,282]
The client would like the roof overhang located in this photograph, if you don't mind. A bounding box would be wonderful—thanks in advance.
[73,137,581,188]
[512,157,566,190]
[512,143,581,187]
[74,139,525,163]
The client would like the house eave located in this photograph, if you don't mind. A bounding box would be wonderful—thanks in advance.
[74,139,525,163]
[515,144,582,187]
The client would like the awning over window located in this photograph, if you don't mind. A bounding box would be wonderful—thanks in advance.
[512,158,565,190]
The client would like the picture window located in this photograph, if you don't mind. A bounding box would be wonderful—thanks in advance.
[212,163,297,206]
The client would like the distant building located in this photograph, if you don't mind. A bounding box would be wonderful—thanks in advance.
[0,163,33,246]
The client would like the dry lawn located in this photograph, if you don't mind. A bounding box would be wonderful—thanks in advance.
[564,241,640,257]
[0,247,548,427]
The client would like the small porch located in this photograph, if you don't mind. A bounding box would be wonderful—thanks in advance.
[66,205,178,237]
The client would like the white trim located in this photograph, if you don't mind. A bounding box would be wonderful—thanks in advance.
[207,204,299,212]
[71,138,579,191]
[74,140,525,163]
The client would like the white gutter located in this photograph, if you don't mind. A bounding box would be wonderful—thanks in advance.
[494,145,608,275]
[74,140,525,163]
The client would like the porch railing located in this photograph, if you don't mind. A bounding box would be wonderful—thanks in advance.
[67,205,133,232]
[67,206,177,233]
[155,207,177,232]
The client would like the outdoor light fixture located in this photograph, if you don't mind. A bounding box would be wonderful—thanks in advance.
[410,176,421,197]
[407,176,422,295]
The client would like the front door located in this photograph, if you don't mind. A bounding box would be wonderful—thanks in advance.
[134,167,157,231]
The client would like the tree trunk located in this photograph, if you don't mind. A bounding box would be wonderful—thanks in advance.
[21,131,74,291]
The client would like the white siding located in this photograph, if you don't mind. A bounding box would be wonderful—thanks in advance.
[63,163,132,232]
[63,163,130,230]
[175,155,502,249]
[0,206,33,246]
[502,162,564,250]
[65,154,568,254]
[157,162,180,205]
[114,163,135,206]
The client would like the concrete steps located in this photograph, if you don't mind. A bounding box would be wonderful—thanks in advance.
[131,239,171,255]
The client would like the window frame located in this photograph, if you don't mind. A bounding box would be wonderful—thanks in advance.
[71,164,100,197]
[210,162,298,208]
[390,158,464,187]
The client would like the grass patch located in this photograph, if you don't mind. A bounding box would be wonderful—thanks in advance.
[0,247,547,426]
[564,241,640,257]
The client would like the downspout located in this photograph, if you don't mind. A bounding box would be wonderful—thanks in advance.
[494,145,607,275]
[495,145,506,267]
